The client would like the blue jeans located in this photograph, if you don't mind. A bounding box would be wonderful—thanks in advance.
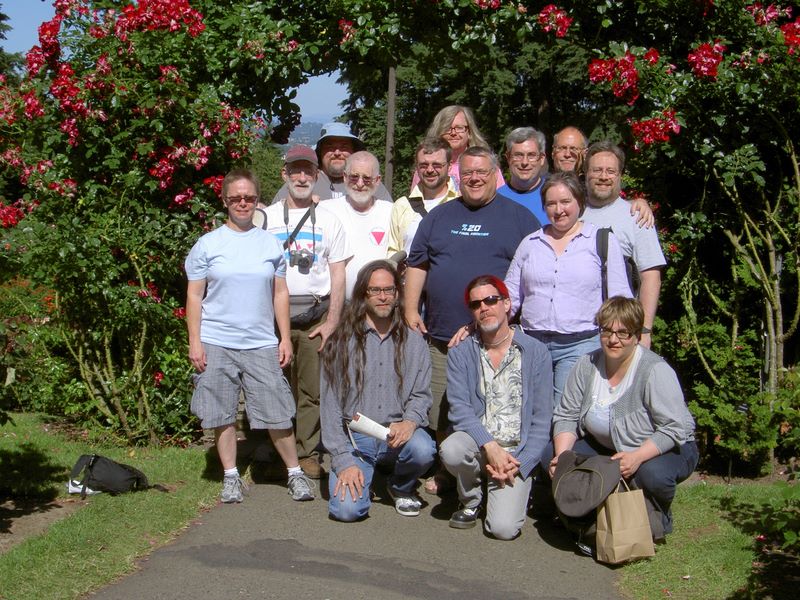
[527,330,600,409]
[328,429,436,522]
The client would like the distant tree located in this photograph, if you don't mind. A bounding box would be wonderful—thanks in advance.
[0,3,19,79]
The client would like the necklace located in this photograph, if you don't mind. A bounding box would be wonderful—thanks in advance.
[483,329,512,349]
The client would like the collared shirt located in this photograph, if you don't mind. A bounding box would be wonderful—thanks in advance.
[505,222,632,334]
[479,342,523,447]
[320,326,432,473]
[387,179,460,256]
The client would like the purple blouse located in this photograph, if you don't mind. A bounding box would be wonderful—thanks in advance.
[505,222,632,334]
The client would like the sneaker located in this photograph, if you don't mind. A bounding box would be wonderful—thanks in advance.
[449,505,480,529]
[287,473,316,501]
[220,475,247,503]
[386,487,422,517]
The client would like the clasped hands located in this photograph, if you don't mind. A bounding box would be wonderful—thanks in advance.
[482,441,520,487]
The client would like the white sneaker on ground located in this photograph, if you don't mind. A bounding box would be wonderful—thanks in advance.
[287,472,316,501]
[220,475,247,503]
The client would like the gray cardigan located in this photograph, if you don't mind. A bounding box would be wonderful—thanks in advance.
[552,347,695,454]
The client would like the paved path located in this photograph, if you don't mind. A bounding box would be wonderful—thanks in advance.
[88,469,620,600]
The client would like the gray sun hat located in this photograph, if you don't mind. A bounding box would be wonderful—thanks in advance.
[552,450,622,517]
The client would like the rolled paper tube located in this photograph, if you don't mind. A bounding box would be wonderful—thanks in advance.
[348,412,391,441]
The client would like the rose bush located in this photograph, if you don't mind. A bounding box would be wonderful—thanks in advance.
[0,0,327,441]
[1,1,796,465]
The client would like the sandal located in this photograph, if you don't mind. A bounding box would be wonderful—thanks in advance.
[424,471,454,495]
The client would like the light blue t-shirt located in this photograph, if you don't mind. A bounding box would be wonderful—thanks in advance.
[496,182,549,226]
[185,225,286,349]
[582,197,666,272]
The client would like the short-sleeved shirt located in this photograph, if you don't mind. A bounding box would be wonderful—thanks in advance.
[325,197,393,299]
[496,180,549,226]
[407,196,540,341]
[262,201,351,297]
[184,225,285,349]
[581,197,666,272]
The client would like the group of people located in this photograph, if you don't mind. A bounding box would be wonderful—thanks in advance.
[184,105,698,545]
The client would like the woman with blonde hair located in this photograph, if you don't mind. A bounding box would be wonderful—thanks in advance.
[411,105,505,191]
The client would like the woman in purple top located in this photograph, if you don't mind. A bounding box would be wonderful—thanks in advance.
[504,171,632,407]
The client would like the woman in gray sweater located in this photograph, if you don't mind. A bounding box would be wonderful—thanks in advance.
[548,296,698,538]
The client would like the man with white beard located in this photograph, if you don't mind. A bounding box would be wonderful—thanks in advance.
[261,144,351,478]
[325,151,393,299]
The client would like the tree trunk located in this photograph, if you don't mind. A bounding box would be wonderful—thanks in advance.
[383,65,396,192]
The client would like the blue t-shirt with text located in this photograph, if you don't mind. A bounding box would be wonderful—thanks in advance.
[408,196,540,341]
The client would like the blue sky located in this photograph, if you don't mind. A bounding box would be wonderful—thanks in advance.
[1,0,347,123]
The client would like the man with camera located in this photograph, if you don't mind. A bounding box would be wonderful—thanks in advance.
[262,145,352,478]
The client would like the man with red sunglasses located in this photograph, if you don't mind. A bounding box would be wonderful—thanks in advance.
[440,274,553,539]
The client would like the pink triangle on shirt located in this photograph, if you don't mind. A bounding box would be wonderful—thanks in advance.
[371,230,385,245]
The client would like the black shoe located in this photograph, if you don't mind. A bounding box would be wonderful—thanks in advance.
[449,506,480,529]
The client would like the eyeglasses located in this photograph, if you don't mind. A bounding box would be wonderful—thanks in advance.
[589,167,620,177]
[285,165,317,177]
[461,168,493,180]
[509,152,544,163]
[599,327,634,341]
[553,145,585,154]
[468,295,504,311]
[366,286,397,297]
[447,125,469,134]
[417,162,447,172]
[225,195,258,204]
[346,173,375,186]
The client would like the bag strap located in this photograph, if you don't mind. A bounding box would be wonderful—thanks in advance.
[595,227,611,302]
[614,478,631,493]
[283,202,315,250]
[408,198,428,218]
[69,454,93,480]
[254,207,268,230]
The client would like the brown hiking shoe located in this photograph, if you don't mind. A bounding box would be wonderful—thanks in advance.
[298,456,325,479]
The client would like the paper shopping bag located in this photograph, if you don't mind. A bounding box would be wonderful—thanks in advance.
[595,479,655,564]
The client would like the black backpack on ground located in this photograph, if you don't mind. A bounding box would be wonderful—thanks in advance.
[69,454,161,499]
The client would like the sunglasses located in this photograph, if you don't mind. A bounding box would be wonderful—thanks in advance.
[468,295,504,311]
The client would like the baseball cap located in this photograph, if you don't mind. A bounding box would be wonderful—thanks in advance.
[284,144,318,166]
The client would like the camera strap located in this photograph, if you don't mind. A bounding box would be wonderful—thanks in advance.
[283,201,316,250]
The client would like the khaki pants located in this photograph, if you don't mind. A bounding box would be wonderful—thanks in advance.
[428,338,450,432]
[285,313,326,460]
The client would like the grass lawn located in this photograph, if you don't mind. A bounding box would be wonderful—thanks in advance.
[618,479,797,599]
[1,412,796,600]
[0,413,219,600]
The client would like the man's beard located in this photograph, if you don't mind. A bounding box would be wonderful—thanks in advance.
[348,188,374,207]
[289,182,314,202]
[477,318,502,335]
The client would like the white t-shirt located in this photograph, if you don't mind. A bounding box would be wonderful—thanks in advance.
[582,197,666,272]
[325,197,393,298]
[261,201,352,297]
[184,225,285,349]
